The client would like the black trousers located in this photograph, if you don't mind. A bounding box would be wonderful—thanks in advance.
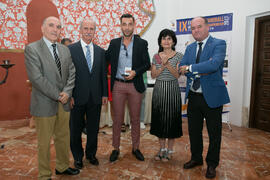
[70,99,101,161]
[187,91,223,168]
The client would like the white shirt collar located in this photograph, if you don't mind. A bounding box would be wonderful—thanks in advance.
[81,39,93,48]
[80,39,94,65]
[43,36,56,48]
[197,35,210,46]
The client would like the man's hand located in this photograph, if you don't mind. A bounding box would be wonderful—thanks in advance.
[179,65,189,75]
[124,70,136,80]
[102,97,108,105]
[58,92,69,104]
[70,97,74,109]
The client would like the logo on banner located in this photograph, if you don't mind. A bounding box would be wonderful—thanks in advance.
[175,13,233,35]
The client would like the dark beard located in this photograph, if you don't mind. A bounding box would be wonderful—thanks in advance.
[123,32,133,37]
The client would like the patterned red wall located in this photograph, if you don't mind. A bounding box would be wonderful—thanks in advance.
[0,0,155,121]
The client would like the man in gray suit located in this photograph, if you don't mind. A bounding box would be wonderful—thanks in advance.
[24,16,79,180]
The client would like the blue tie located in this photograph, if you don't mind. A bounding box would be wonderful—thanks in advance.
[192,42,203,90]
[86,45,92,72]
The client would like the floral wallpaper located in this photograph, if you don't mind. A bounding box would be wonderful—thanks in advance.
[0,0,155,50]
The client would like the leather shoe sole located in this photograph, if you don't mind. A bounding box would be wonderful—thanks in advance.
[183,160,203,169]
[55,167,80,175]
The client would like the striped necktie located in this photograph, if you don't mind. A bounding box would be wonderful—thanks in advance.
[52,44,62,77]
[86,45,92,72]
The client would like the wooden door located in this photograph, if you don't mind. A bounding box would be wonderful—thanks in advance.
[250,15,270,132]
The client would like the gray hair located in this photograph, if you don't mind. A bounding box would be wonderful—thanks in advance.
[79,18,96,30]
[42,16,60,26]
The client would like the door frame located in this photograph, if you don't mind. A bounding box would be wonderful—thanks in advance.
[249,15,270,128]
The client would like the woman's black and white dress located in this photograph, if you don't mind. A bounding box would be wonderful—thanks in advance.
[150,52,183,138]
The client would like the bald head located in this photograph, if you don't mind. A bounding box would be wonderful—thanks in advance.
[80,18,96,44]
[41,16,61,43]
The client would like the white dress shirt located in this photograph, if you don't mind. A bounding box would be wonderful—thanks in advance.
[190,35,210,93]
[80,39,94,67]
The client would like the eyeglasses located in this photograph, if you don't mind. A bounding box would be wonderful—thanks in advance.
[123,45,128,57]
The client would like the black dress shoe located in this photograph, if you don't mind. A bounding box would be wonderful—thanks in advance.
[132,149,144,161]
[109,150,119,162]
[55,167,80,175]
[206,166,216,179]
[87,156,99,165]
[183,160,203,169]
[74,160,83,169]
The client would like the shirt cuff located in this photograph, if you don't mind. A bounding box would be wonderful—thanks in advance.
[189,65,192,72]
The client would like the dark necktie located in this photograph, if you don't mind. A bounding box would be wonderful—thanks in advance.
[192,42,203,90]
[52,44,62,77]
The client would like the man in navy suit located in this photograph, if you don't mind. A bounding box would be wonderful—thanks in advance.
[180,17,230,179]
[106,14,151,162]
[69,18,108,169]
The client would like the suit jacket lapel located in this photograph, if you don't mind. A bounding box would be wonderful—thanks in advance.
[75,41,91,72]
[200,36,213,62]
[57,43,66,78]
[91,44,98,73]
[39,39,61,78]
[115,38,122,69]
[190,42,197,64]
[77,42,87,64]
[132,35,138,67]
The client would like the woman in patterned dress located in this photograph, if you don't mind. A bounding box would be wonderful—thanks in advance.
[150,29,183,161]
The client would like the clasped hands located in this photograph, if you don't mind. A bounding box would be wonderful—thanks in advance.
[159,53,169,67]
[58,92,69,104]
[179,65,189,75]
[123,70,136,80]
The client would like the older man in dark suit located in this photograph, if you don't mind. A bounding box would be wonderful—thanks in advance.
[68,18,108,169]
[106,14,151,162]
[24,16,79,180]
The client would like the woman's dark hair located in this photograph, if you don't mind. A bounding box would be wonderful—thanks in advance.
[158,29,177,52]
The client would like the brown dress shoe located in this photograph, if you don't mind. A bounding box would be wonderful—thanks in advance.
[183,160,203,169]
[205,166,216,178]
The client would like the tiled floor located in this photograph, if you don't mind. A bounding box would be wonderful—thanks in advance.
[0,119,270,180]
